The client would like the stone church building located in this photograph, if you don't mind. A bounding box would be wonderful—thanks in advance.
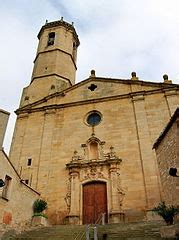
[9,19,179,225]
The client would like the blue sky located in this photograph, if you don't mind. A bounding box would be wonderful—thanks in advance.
[1,0,179,151]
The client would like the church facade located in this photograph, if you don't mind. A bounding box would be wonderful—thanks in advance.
[9,19,179,225]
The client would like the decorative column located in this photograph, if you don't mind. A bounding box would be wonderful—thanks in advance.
[68,167,80,224]
[66,151,81,224]
[108,147,124,223]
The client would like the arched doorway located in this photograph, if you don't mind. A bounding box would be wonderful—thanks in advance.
[83,181,108,224]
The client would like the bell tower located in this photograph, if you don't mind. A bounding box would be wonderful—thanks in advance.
[20,18,80,106]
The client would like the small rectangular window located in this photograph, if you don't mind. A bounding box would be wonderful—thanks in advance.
[47,32,55,46]
[2,175,12,200]
[27,158,32,166]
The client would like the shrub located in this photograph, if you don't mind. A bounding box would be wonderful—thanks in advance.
[33,199,47,214]
[152,201,179,225]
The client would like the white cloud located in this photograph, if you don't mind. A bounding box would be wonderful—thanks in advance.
[1,0,179,151]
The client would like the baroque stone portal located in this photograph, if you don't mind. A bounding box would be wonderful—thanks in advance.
[65,135,125,224]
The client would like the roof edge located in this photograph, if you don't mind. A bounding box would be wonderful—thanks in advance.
[153,107,179,149]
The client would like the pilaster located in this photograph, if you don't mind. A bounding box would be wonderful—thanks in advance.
[132,94,162,208]
[68,167,80,224]
[109,160,124,223]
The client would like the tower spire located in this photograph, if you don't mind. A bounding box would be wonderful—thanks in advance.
[32,19,80,85]
[20,19,80,106]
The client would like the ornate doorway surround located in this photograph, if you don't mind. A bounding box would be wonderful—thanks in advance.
[65,135,125,224]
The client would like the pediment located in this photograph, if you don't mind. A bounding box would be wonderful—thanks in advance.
[16,77,179,113]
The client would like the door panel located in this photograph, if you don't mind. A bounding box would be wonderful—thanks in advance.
[83,183,95,224]
[83,181,107,224]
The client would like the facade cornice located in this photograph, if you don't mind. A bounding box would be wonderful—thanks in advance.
[66,158,122,170]
[15,87,179,115]
[21,78,179,111]
[0,109,10,115]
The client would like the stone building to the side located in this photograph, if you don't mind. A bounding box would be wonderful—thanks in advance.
[153,108,179,206]
[0,109,39,228]
[8,19,179,225]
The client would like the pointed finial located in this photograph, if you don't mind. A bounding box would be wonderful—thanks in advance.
[110,146,114,151]
[74,150,78,155]
[72,22,74,26]
[163,74,168,81]
[163,74,172,84]
[61,17,63,22]
[45,20,48,24]
[109,146,116,158]
[71,150,79,162]
[131,72,138,80]
[90,70,96,78]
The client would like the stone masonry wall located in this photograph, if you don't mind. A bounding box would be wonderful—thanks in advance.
[0,150,39,228]
[155,122,178,205]
[9,78,179,224]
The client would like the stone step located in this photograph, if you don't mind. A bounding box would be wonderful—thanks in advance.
[10,221,167,240]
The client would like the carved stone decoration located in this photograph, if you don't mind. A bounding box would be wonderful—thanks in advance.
[71,150,82,162]
[105,146,117,159]
[64,177,71,211]
[81,144,88,160]
[117,173,125,207]
[109,146,115,157]
[66,134,124,224]
[64,192,71,211]
[85,134,106,160]
[108,160,125,223]
[82,166,105,181]
[99,141,105,159]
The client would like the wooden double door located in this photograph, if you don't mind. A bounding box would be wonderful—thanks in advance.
[83,181,108,224]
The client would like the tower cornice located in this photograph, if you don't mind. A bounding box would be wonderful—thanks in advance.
[32,48,77,70]
[38,19,80,47]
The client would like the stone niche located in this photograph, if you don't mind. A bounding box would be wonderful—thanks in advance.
[65,134,125,224]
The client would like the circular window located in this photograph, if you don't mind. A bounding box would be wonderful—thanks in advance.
[86,111,102,126]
